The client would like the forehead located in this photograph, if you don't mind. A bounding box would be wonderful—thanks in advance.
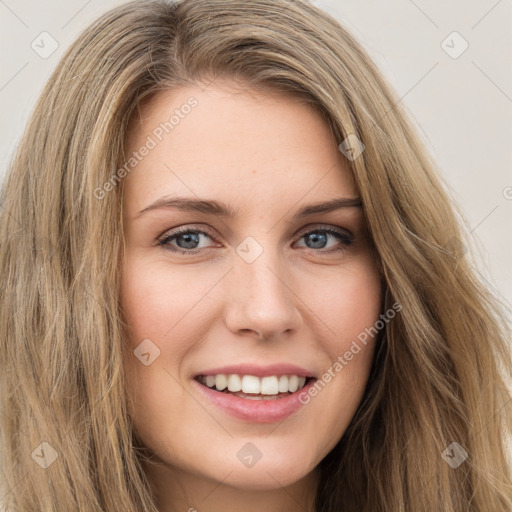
[122,82,357,214]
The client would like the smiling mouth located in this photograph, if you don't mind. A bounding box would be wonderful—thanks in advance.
[195,374,316,400]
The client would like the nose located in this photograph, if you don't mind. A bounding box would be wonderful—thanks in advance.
[223,248,303,342]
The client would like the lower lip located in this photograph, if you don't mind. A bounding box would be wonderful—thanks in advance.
[192,378,316,423]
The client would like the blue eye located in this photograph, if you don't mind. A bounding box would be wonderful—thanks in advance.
[158,227,216,253]
[158,226,353,254]
[295,228,353,251]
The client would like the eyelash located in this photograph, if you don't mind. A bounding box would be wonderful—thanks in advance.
[157,225,354,255]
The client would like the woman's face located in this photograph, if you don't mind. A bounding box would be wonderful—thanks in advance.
[120,81,381,494]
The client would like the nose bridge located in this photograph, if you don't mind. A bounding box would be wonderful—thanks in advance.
[225,235,301,339]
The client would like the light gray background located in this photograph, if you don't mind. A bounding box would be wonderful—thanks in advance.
[1,0,511,310]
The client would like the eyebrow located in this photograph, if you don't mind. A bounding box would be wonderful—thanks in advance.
[136,196,362,220]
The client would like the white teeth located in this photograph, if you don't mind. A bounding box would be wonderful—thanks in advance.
[278,375,289,393]
[261,376,279,395]
[200,374,310,395]
[227,374,242,392]
[288,375,299,393]
[214,374,228,391]
[241,375,261,394]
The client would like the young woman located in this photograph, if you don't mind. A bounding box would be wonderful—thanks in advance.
[0,0,510,511]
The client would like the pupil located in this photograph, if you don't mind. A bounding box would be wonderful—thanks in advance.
[177,233,199,249]
[307,232,327,249]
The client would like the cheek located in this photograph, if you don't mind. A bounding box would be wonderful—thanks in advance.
[119,257,198,419]
[307,259,382,348]
[297,260,382,429]
[120,255,213,346]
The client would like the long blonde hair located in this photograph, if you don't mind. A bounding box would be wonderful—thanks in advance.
[1,0,511,510]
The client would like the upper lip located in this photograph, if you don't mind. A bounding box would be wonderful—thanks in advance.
[194,363,317,379]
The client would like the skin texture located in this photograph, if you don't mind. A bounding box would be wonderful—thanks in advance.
[120,81,382,512]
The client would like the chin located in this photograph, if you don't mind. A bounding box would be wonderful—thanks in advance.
[209,450,317,491]
[221,466,312,491]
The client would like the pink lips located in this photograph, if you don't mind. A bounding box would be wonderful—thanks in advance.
[192,363,317,423]
[192,378,316,423]
[194,363,316,379]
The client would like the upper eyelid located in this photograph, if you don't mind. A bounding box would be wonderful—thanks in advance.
[158,225,216,242]
[295,224,352,237]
